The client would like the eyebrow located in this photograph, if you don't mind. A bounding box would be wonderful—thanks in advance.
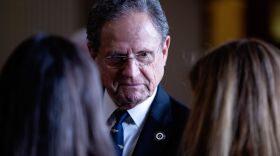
[110,48,155,53]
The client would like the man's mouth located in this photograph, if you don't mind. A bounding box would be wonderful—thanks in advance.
[120,83,141,86]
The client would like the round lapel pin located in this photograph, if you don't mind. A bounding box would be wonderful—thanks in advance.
[155,132,166,141]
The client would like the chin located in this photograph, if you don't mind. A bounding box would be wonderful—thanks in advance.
[116,93,147,108]
[109,85,151,108]
[117,103,138,110]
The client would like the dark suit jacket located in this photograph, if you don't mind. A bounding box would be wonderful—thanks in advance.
[132,85,190,156]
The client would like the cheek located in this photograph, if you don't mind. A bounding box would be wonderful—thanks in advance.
[142,62,164,88]
[100,72,111,85]
[154,64,164,82]
[96,62,116,86]
[100,69,117,86]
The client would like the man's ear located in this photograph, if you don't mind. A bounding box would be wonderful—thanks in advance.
[162,35,171,66]
[87,42,97,59]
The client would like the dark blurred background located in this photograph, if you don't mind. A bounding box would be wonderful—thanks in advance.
[1,0,280,106]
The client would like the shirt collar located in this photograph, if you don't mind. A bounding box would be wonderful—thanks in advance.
[103,87,157,127]
[103,90,118,124]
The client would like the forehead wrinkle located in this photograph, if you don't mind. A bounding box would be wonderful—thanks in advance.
[100,12,161,54]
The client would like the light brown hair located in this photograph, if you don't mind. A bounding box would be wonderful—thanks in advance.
[183,39,280,156]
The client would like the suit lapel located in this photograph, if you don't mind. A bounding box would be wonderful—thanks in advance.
[132,86,172,156]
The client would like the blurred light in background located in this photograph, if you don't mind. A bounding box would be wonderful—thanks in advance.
[208,0,245,47]
[270,1,280,42]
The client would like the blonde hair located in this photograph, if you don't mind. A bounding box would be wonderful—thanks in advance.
[183,39,280,156]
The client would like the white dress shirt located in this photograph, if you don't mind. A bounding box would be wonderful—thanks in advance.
[103,88,157,156]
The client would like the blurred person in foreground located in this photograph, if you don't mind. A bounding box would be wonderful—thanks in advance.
[0,34,115,156]
[182,38,280,156]
[87,0,189,156]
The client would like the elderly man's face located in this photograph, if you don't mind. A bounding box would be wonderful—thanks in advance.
[95,12,170,109]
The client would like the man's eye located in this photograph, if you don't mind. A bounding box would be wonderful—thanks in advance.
[111,56,122,60]
[106,54,126,62]
[137,51,152,57]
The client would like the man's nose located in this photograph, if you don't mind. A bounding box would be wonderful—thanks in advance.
[121,59,140,77]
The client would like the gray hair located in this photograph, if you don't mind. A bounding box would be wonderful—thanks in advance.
[87,0,169,52]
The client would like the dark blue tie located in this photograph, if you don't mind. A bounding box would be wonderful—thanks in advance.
[111,110,129,156]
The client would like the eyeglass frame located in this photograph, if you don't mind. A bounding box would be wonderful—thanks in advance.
[99,45,162,69]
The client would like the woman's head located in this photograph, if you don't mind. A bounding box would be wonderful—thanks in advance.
[0,34,113,156]
[184,39,280,156]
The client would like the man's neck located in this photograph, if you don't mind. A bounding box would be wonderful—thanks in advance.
[103,87,158,125]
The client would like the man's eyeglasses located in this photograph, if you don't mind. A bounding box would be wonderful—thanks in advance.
[103,50,158,68]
